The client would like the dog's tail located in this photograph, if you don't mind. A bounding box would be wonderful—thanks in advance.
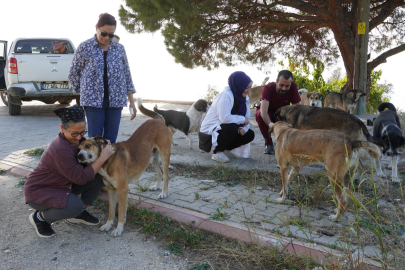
[137,98,164,121]
[359,122,387,149]
[353,114,386,148]
[352,141,381,158]
[377,102,396,113]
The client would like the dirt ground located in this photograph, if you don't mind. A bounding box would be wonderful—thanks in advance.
[0,173,192,270]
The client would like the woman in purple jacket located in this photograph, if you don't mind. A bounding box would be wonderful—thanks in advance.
[24,105,114,238]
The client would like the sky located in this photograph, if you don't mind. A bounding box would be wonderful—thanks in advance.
[1,0,404,111]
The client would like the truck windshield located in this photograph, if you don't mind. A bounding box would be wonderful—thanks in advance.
[14,39,74,54]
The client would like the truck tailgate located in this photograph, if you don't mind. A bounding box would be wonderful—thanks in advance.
[16,54,73,82]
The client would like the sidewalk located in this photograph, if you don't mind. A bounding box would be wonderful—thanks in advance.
[0,101,399,269]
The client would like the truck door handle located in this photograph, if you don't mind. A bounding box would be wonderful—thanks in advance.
[50,60,58,64]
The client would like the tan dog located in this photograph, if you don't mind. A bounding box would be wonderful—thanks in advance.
[269,121,381,221]
[248,77,269,108]
[77,119,172,236]
[248,85,263,108]
[275,104,386,177]
[324,89,366,114]
[298,89,324,107]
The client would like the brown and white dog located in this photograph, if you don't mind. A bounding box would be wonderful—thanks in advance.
[298,88,324,107]
[269,121,381,221]
[77,119,172,236]
[324,89,366,114]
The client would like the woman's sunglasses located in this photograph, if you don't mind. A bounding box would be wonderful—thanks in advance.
[99,28,115,39]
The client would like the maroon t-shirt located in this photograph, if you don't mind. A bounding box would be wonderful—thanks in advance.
[258,82,301,112]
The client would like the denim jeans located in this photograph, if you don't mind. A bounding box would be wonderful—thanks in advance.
[84,98,122,143]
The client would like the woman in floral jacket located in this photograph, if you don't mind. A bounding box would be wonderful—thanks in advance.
[69,13,136,144]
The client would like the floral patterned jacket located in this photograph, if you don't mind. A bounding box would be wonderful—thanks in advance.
[68,36,135,108]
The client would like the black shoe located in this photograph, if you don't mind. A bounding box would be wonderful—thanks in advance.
[264,144,275,155]
[66,210,99,225]
[29,211,55,238]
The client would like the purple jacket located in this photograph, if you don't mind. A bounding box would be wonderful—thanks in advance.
[24,133,95,208]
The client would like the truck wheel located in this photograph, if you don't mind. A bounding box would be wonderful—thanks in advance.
[58,98,72,105]
[1,91,9,106]
[8,92,21,115]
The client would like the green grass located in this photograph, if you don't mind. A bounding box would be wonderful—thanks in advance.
[209,208,228,221]
[165,243,184,255]
[137,183,149,192]
[119,202,322,269]
[23,148,45,156]
[188,262,211,270]
[15,179,26,187]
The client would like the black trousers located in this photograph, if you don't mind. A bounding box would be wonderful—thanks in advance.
[213,123,255,154]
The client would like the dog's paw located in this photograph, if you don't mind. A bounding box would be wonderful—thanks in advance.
[168,164,175,170]
[275,197,286,204]
[100,220,113,232]
[278,190,283,196]
[329,214,339,222]
[376,171,386,178]
[392,177,400,183]
[110,223,124,237]
[149,184,161,191]
[158,191,168,199]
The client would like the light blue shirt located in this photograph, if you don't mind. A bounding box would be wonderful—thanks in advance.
[68,36,135,108]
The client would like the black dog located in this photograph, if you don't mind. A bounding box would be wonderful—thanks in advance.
[373,102,404,183]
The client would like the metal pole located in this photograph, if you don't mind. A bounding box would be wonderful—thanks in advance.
[353,0,370,115]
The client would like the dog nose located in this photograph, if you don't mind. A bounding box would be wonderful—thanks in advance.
[77,153,84,160]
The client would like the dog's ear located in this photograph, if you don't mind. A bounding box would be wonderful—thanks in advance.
[94,136,108,146]
[306,93,311,99]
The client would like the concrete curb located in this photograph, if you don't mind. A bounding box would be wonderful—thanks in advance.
[0,161,381,269]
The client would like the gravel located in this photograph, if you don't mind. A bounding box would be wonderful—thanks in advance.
[0,173,191,270]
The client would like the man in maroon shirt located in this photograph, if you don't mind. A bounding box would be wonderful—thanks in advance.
[254,70,301,154]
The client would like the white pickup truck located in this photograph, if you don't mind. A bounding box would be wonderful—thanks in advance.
[0,38,78,115]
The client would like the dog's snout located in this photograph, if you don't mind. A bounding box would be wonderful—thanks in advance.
[77,153,84,160]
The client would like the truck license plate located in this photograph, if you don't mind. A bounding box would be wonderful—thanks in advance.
[41,83,69,90]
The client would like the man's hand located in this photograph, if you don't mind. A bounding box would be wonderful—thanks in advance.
[243,118,249,126]
[238,128,246,136]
